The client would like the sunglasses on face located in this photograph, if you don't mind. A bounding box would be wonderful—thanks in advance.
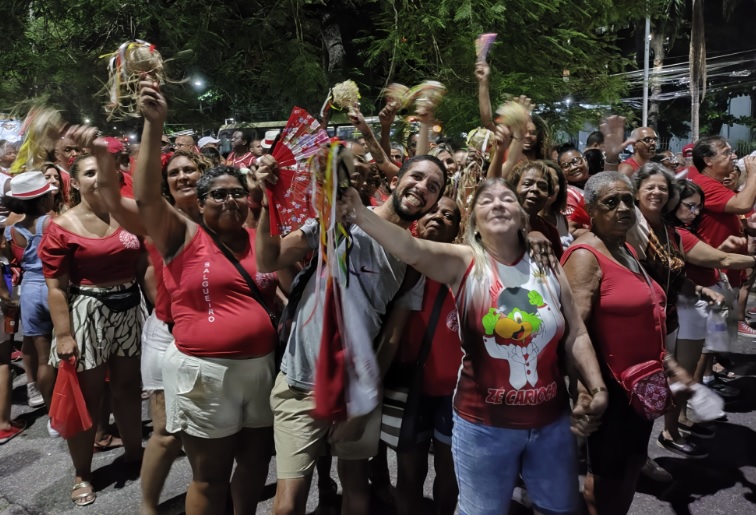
[560,156,584,170]
[206,188,248,203]
[64,146,82,153]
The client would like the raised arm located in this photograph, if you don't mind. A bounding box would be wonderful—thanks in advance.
[340,188,471,290]
[349,109,400,181]
[253,155,315,273]
[378,102,399,159]
[724,156,756,214]
[133,80,195,260]
[86,136,146,236]
[486,124,514,179]
[475,63,496,131]
[415,105,433,157]
[600,115,629,173]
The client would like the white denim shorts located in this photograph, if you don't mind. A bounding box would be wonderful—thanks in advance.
[163,342,274,439]
[140,312,174,392]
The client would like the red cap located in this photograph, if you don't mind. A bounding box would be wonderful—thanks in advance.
[102,136,125,154]
[682,143,694,157]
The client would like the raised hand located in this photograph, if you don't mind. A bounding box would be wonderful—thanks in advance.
[254,155,280,187]
[379,102,398,130]
[474,62,490,83]
[138,79,168,124]
[64,124,99,150]
[600,115,628,159]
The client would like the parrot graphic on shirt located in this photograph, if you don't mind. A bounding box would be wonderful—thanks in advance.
[481,287,556,389]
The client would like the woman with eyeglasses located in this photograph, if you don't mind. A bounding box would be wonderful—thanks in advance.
[629,165,739,474]
[664,178,756,432]
[133,79,276,515]
[557,144,592,240]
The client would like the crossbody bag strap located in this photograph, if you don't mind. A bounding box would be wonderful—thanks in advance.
[415,284,449,369]
[200,224,277,329]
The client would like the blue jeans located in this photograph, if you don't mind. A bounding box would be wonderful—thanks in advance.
[452,412,579,515]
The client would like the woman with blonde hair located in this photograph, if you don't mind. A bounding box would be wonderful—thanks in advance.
[338,177,607,514]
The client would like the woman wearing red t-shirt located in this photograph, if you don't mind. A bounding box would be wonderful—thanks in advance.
[339,178,607,515]
[38,144,146,507]
[134,80,276,515]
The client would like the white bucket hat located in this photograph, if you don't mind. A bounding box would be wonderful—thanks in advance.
[6,171,58,199]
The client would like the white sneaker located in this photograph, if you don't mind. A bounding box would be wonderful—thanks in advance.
[26,382,44,408]
[47,419,60,438]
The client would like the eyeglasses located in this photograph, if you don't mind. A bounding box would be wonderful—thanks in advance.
[661,157,679,165]
[719,147,736,157]
[560,156,584,170]
[638,137,659,145]
[681,201,701,214]
[206,188,249,203]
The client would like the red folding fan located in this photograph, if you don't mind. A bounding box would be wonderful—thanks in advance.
[266,107,330,236]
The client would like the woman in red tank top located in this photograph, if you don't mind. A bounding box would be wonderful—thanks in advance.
[133,80,276,515]
[338,177,607,514]
[561,171,693,515]
[89,138,210,515]
[38,140,146,507]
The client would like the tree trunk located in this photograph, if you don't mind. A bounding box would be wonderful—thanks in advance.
[648,34,665,130]
[689,0,706,141]
[321,12,345,81]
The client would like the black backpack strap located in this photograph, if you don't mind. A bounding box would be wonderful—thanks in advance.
[200,224,276,329]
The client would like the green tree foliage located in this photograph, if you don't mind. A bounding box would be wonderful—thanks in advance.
[0,0,657,137]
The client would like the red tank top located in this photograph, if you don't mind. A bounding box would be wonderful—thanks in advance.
[560,244,666,376]
[163,227,278,358]
[38,222,143,285]
[623,156,642,172]
[145,241,172,324]
[454,253,568,429]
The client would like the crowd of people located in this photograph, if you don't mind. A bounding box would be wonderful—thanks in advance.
[0,62,754,515]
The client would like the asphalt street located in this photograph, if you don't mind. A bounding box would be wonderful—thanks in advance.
[2,337,756,515]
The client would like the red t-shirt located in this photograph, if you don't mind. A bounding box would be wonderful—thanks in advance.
[38,222,143,285]
[530,215,564,260]
[163,227,277,358]
[561,244,666,377]
[226,152,256,169]
[679,228,720,287]
[145,240,172,324]
[395,279,463,397]
[690,170,745,286]
[564,185,590,228]
[454,253,568,429]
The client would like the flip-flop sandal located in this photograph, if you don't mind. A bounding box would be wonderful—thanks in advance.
[94,434,123,451]
[712,364,736,379]
[71,481,96,506]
